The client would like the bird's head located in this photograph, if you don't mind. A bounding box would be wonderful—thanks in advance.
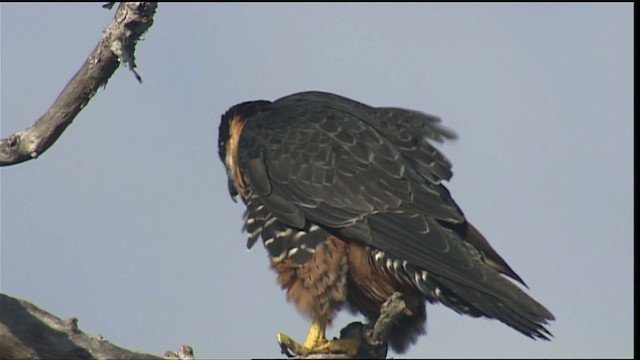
[219,100,271,200]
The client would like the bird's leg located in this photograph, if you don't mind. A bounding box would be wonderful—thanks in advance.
[277,318,360,357]
[303,317,326,348]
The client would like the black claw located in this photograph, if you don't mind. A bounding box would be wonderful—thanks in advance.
[278,341,296,358]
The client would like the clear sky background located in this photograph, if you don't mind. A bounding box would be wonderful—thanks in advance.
[0,3,633,359]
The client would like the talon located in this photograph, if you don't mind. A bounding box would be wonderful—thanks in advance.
[276,319,361,357]
[277,332,307,357]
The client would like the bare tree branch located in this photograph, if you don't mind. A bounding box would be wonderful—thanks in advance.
[0,293,191,360]
[368,292,407,348]
[0,2,157,167]
[1,291,406,360]
[339,292,406,359]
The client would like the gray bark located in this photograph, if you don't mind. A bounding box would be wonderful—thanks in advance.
[0,2,157,167]
[0,293,192,360]
[0,291,407,359]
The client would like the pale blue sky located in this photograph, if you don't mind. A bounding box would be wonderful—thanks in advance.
[1,3,633,359]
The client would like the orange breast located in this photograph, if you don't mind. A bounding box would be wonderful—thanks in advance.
[270,236,349,323]
[225,116,247,195]
[270,235,422,322]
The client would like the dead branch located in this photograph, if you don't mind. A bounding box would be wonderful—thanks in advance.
[0,293,192,360]
[0,2,157,167]
[0,290,405,359]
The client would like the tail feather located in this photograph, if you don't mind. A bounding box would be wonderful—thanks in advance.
[434,273,554,340]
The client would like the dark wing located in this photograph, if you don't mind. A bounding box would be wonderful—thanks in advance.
[236,91,554,338]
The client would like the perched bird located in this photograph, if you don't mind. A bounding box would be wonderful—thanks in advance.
[218,91,554,357]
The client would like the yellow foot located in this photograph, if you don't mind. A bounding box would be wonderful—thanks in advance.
[277,332,360,357]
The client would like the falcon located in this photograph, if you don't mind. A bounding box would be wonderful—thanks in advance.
[218,91,554,357]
